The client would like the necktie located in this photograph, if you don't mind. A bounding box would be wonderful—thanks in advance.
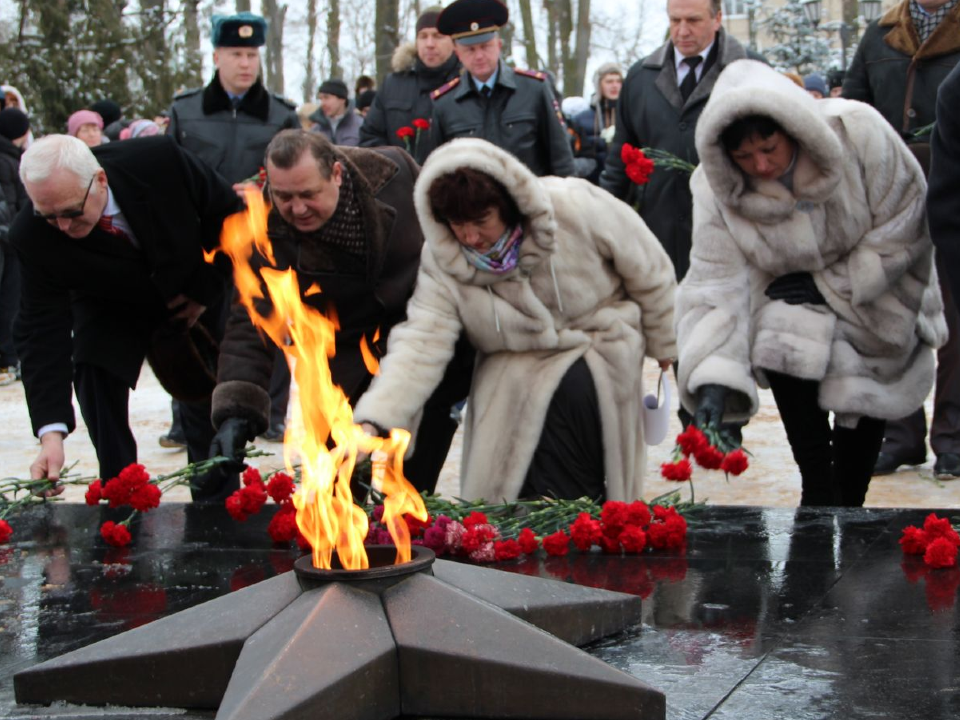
[679,56,703,102]
[480,85,491,98]
[98,214,130,241]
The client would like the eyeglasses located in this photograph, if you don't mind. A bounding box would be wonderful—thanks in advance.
[34,176,95,222]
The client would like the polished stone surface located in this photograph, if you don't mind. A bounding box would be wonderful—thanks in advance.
[1,504,958,719]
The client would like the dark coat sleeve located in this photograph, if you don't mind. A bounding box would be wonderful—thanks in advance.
[165,141,244,308]
[600,65,641,200]
[841,23,876,104]
[928,63,960,311]
[541,83,576,177]
[360,91,391,148]
[11,212,77,435]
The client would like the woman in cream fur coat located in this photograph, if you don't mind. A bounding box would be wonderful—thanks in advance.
[677,60,946,506]
[354,138,677,502]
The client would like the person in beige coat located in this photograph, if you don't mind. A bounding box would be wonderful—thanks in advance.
[677,59,946,507]
[354,138,677,503]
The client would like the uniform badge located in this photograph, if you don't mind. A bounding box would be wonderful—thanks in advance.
[239,25,253,38]
[470,22,479,30]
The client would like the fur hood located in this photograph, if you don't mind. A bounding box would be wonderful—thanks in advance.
[695,59,844,223]
[414,138,558,286]
[392,42,420,73]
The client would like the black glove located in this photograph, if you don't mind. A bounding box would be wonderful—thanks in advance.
[765,272,826,305]
[694,384,729,431]
[209,417,255,472]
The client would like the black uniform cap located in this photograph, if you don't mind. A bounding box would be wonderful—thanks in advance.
[437,0,509,45]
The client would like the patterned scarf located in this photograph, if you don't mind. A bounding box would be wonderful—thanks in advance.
[911,0,958,44]
[460,224,524,274]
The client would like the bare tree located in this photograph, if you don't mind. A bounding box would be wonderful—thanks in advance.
[374,0,400,85]
[343,0,377,80]
[301,0,318,101]
[328,0,343,79]
[182,0,203,89]
[517,0,540,69]
[262,0,287,94]
[235,0,251,12]
[569,0,591,95]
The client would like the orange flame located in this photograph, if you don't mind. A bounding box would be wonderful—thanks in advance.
[216,186,427,568]
[360,328,381,376]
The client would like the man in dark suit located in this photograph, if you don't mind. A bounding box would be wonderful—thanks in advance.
[12,134,242,499]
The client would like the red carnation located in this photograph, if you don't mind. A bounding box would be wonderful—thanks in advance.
[463,511,489,529]
[647,514,687,551]
[0,519,12,544]
[241,467,263,487]
[494,539,522,561]
[693,445,725,470]
[924,537,958,569]
[625,160,654,186]
[396,126,415,139]
[720,449,749,476]
[619,525,647,553]
[117,463,150,488]
[267,504,300,543]
[404,513,433,538]
[601,501,628,536]
[100,521,132,548]
[128,483,162,512]
[543,530,571,557]
[621,143,642,166]
[239,483,268,515]
[412,118,430,130]
[676,425,708,456]
[923,513,960,546]
[517,527,539,554]
[266,472,295,503]
[599,534,622,554]
[85,480,103,506]
[899,526,928,555]
[661,458,693,481]
[570,512,602,551]
[225,493,247,521]
[625,501,652,529]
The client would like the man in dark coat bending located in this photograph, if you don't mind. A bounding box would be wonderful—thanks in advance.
[211,130,471,493]
[12,134,242,499]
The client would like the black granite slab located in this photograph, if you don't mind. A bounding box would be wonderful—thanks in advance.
[0,503,957,719]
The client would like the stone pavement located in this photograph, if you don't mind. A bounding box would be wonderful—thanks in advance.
[1,503,957,719]
[2,361,958,509]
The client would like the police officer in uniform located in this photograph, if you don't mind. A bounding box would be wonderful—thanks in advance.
[167,13,300,186]
[430,0,576,177]
[167,13,300,446]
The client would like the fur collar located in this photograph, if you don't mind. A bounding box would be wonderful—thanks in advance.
[414,139,557,285]
[202,73,271,121]
[392,42,419,73]
[694,60,844,222]
[879,0,960,59]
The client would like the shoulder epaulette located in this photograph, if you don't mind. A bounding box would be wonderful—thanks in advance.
[272,93,297,109]
[431,77,461,100]
[514,68,547,81]
[172,87,202,100]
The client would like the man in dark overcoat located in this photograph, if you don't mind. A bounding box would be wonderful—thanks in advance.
[12,134,241,499]
[359,6,461,164]
[929,63,960,311]
[600,0,752,281]
[211,130,471,493]
[844,0,960,478]
[428,0,575,178]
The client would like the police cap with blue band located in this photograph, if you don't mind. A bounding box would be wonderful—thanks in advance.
[212,12,267,48]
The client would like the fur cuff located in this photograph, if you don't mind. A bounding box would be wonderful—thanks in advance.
[211,381,271,435]
[684,355,758,421]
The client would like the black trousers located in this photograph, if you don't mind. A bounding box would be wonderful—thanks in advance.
[520,357,605,502]
[268,345,291,429]
[882,252,960,459]
[766,370,885,507]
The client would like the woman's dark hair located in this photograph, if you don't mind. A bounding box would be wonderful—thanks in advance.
[428,168,522,227]
[720,115,787,152]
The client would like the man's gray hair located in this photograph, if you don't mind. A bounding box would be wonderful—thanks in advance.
[20,134,102,187]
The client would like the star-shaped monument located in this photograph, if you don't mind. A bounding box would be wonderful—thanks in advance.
[15,548,665,720]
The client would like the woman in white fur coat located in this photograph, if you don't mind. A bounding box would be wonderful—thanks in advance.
[677,60,946,507]
[354,138,677,502]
